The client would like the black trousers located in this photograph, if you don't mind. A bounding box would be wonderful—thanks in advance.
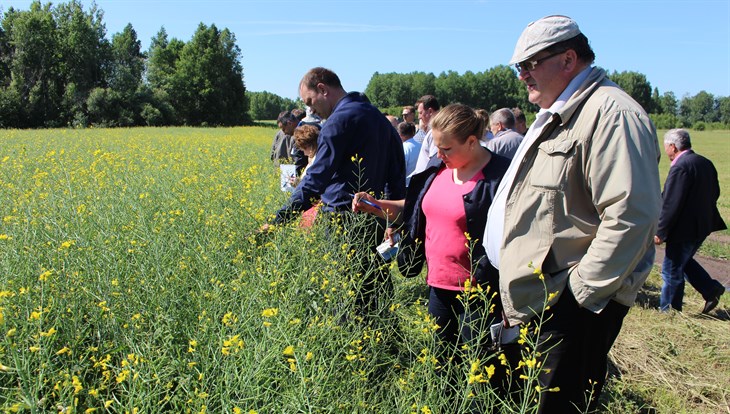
[527,289,629,413]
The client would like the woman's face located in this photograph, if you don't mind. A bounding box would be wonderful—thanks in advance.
[303,145,316,158]
[433,129,478,169]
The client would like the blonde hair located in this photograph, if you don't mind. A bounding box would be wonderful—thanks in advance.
[429,103,485,143]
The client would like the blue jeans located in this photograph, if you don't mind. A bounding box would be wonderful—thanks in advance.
[660,238,723,311]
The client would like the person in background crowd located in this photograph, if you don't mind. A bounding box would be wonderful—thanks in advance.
[654,128,726,314]
[397,121,420,186]
[485,15,661,412]
[291,108,306,123]
[271,111,297,164]
[385,114,399,129]
[486,108,524,159]
[411,95,441,176]
[299,106,322,127]
[511,107,528,135]
[267,67,406,317]
[353,103,510,389]
[402,105,418,134]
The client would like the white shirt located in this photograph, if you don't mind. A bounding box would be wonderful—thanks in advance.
[411,129,434,177]
[484,66,592,268]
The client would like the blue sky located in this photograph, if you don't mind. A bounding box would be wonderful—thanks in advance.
[4,0,730,101]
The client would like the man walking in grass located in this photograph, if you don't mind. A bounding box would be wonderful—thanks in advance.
[654,128,726,314]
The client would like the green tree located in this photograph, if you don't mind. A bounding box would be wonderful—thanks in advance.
[609,70,654,113]
[717,96,730,126]
[657,91,678,116]
[435,70,466,105]
[54,0,109,125]
[171,23,249,126]
[247,91,293,120]
[680,91,717,125]
[2,1,63,127]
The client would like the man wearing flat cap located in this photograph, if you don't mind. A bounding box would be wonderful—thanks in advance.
[484,15,661,412]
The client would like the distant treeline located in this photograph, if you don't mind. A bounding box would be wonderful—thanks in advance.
[0,1,249,128]
[2,1,729,130]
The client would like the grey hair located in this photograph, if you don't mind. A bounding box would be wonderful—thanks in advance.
[489,108,516,129]
[664,128,692,151]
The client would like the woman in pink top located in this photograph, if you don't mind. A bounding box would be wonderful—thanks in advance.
[353,104,510,372]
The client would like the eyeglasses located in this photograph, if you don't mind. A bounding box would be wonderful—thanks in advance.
[402,113,411,117]
[514,50,566,73]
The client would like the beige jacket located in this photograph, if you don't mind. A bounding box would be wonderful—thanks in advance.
[499,67,662,325]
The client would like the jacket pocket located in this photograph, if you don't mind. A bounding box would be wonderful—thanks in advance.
[529,138,578,190]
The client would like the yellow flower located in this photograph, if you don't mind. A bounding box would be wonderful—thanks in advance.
[222,311,237,326]
[261,308,278,317]
[72,375,83,394]
[40,327,57,337]
[60,240,75,249]
[38,270,52,282]
[282,345,295,357]
[116,369,130,383]
[56,346,71,356]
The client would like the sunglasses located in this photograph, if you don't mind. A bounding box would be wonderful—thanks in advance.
[514,50,566,73]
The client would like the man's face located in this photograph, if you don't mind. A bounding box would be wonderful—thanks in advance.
[282,120,296,135]
[299,83,332,119]
[402,110,415,123]
[664,143,678,161]
[417,103,433,126]
[517,50,569,109]
[490,122,502,136]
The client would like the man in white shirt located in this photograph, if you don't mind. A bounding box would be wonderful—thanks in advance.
[410,95,440,176]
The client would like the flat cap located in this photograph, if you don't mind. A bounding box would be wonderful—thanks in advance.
[510,15,581,65]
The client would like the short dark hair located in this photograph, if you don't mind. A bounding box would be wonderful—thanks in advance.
[291,108,305,121]
[397,121,416,137]
[277,111,296,125]
[416,95,440,112]
[548,33,595,64]
[300,67,343,91]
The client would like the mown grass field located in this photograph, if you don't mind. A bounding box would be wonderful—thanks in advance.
[0,127,727,413]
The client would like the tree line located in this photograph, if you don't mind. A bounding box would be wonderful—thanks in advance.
[2,1,728,130]
[251,70,730,131]
[0,0,249,128]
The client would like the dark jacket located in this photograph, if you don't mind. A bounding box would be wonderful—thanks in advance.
[274,92,406,223]
[397,152,510,287]
[657,150,727,242]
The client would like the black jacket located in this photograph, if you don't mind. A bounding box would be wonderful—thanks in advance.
[657,150,726,242]
[397,151,510,288]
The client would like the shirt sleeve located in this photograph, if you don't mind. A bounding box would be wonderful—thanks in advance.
[568,110,662,311]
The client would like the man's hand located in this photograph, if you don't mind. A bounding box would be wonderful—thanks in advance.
[351,192,381,214]
[654,235,663,245]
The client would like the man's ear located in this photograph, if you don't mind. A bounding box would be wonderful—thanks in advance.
[563,49,578,72]
[317,83,327,96]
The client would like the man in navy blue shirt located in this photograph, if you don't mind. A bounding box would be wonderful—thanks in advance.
[272,67,406,316]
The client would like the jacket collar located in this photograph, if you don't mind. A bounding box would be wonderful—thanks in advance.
[552,67,607,127]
